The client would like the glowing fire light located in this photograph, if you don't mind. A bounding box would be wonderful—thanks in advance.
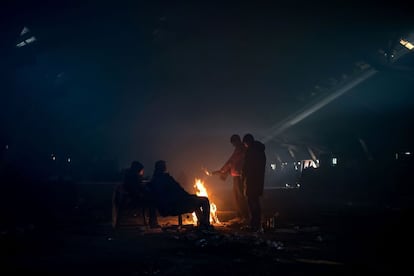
[201,167,211,176]
[192,178,220,225]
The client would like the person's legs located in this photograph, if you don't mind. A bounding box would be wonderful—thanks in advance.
[233,176,249,221]
[141,193,160,228]
[247,195,261,230]
[183,195,211,227]
[148,206,160,228]
[198,196,210,226]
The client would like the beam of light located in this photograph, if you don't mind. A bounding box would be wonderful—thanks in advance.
[16,41,26,47]
[358,138,373,160]
[288,147,296,159]
[262,68,378,143]
[25,36,36,44]
[307,146,317,161]
[262,30,414,144]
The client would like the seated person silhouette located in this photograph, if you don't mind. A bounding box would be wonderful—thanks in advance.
[148,160,212,230]
[118,161,160,228]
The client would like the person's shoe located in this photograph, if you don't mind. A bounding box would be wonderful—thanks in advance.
[198,224,215,232]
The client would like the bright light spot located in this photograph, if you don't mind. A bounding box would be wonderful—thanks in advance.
[303,159,317,169]
[20,26,30,36]
[270,163,276,170]
[67,158,71,163]
[395,153,399,160]
[400,39,414,50]
[332,157,337,165]
[16,36,36,48]
[25,36,36,44]
[52,156,56,161]
[405,152,411,155]
[202,167,211,176]
[297,161,301,165]
[285,183,289,187]
[297,184,301,188]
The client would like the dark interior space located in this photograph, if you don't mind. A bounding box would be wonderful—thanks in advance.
[1,1,414,275]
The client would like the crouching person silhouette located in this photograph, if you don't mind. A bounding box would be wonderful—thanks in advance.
[148,160,213,230]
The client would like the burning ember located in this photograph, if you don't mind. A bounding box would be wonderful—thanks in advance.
[202,167,211,176]
[192,178,220,225]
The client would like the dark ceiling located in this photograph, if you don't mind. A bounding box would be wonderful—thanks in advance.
[1,1,413,170]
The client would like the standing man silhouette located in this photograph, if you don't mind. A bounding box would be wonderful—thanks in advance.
[242,133,266,232]
[214,134,249,223]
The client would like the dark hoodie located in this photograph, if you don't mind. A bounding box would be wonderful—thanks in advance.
[149,161,191,216]
[123,161,147,198]
[243,140,266,196]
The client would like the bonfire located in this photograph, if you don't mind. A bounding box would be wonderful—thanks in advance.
[192,178,220,225]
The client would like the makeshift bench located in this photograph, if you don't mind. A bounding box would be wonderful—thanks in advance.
[111,183,186,229]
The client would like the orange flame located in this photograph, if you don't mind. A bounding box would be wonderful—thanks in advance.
[192,178,220,225]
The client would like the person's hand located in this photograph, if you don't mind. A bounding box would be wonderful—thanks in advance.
[211,170,228,181]
[211,170,221,176]
[219,173,228,181]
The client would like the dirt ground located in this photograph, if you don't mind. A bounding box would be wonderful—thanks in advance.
[1,184,413,275]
